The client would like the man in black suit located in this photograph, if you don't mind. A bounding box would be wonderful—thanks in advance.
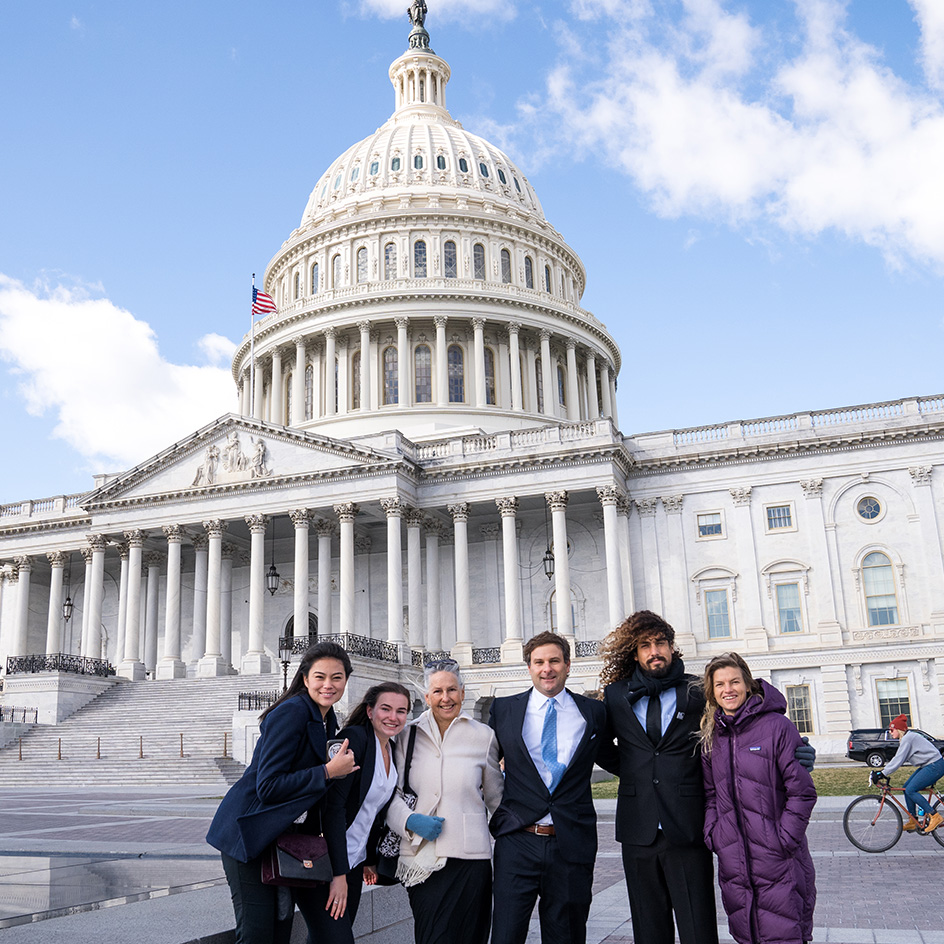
[489,631,615,944]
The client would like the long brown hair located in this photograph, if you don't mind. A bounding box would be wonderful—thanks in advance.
[259,641,353,721]
[699,652,762,752]
[346,682,412,728]
[599,610,681,688]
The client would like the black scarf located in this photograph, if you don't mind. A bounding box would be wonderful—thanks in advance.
[625,656,686,705]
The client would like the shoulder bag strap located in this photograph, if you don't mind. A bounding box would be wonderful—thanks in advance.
[401,725,419,795]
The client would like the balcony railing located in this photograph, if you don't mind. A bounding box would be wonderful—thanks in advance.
[575,640,600,658]
[1,706,38,724]
[472,647,502,665]
[238,691,279,711]
[278,633,400,664]
[6,653,115,678]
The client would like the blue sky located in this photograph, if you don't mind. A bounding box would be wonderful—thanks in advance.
[1,0,943,504]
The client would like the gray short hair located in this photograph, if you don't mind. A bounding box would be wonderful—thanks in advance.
[423,658,464,692]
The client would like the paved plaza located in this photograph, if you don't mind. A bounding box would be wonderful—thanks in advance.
[0,787,941,943]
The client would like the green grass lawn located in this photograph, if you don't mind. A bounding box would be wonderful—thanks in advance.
[591,765,880,800]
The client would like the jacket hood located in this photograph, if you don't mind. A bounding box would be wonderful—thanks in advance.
[716,678,786,734]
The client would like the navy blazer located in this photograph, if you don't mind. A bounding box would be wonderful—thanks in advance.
[323,723,397,875]
[489,688,614,864]
[206,693,338,862]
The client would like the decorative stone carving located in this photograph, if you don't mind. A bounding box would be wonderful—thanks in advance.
[852,664,863,695]
[424,517,448,537]
[920,659,932,691]
[480,523,500,539]
[245,514,268,534]
[248,438,271,478]
[221,543,238,561]
[909,466,932,486]
[495,497,519,517]
[81,546,94,564]
[192,443,220,486]
[289,509,313,527]
[596,485,621,506]
[661,495,683,514]
[800,478,824,497]
[191,532,209,550]
[545,491,568,511]
[124,530,146,548]
[314,518,338,538]
[851,626,921,642]
[86,533,107,551]
[448,502,470,522]
[729,487,752,506]
[116,541,129,560]
[162,524,184,544]
[203,519,227,539]
[617,497,633,517]
[354,534,372,552]
[381,498,404,517]
[334,503,359,522]
[222,431,248,473]
[144,551,165,567]
[404,507,425,529]
[636,498,658,517]
[47,550,67,567]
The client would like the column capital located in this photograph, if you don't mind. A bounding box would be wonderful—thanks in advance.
[221,542,239,562]
[565,337,577,350]
[596,485,622,507]
[116,541,130,560]
[424,517,448,538]
[334,502,360,522]
[395,316,409,330]
[472,317,485,331]
[480,522,500,539]
[799,477,824,497]
[661,495,684,514]
[381,498,404,517]
[191,532,209,550]
[354,534,372,552]
[289,508,313,527]
[314,517,338,538]
[245,514,269,534]
[325,326,337,339]
[86,533,107,552]
[636,498,658,517]
[144,551,165,568]
[616,496,633,517]
[404,507,424,529]
[81,546,94,564]
[448,502,469,522]
[47,550,67,567]
[434,315,447,329]
[293,334,307,348]
[124,529,146,548]
[496,496,519,517]
[729,486,752,506]
[357,320,371,334]
[507,321,521,335]
[545,490,569,511]
[539,328,552,342]
[203,519,228,538]
[162,524,184,543]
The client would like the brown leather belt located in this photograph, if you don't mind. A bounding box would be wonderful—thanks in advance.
[522,824,555,836]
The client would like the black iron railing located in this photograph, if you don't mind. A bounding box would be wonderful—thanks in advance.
[238,691,279,711]
[412,649,453,667]
[472,647,502,664]
[6,653,115,677]
[0,706,38,723]
[278,633,400,664]
[575,640,600,658]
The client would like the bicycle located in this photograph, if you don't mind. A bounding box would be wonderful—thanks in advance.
[843,775,944,852]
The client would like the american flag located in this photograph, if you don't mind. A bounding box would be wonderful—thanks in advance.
[252,286,277,316]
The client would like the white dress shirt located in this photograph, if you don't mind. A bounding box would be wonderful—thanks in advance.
[346,734,397,869]
[631,686,678,739]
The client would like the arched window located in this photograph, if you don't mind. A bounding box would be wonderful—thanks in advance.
[310,262,319,295]
[557,365,566,407]
[383,346,398,405]
[294,272,300,299]
[473,243,486,280]
[458,157,469,173]
[524,256,534,289]
[304,364,313,419]
[535,357,545,413]
[444,240,458,279]
[384,242,397,281]
[351,352,361,410]
[356,247,368,284]
[863,552,899,626]
[414,240,427,278]
[419,79,425,103]
[484,347,496,405]
[332,254,341,288]
[414,345,432,403]
[544,265,552,292]
[436,155,446,170]
[500,248,512,284]
[448,345,465,402]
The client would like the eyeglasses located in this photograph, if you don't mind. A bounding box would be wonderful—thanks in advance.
[425,658,459,671]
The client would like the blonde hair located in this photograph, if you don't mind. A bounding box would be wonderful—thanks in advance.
[699,652,762,752]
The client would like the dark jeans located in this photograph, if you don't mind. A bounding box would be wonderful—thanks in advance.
[221,851,294,944]
[294,864,365,944]
[903,758,944,818]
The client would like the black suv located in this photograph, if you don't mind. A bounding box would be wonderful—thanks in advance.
[847,728,944,767]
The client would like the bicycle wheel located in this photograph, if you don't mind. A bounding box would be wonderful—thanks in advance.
[843,795,902,852]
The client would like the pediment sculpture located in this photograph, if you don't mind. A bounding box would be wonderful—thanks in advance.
[192,432,271,487]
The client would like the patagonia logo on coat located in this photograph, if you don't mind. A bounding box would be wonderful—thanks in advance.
[749,746,762,751]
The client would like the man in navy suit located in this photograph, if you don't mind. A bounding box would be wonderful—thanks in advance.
[489,631,616,944]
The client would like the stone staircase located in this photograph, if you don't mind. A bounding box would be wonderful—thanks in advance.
[0,675,280,789]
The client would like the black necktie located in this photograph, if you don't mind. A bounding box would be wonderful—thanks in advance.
[646,693,662,745]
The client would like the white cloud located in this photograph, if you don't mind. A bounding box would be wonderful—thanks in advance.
[0,275,236,470]
[356,0,516,24]
[198,333,238,366]
[525,0,944,268]
[70,15,83,31]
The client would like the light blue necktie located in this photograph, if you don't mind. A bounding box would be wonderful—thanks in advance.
[541,697,568,792]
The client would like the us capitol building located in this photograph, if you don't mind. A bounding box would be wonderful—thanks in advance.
[2,13,943,755]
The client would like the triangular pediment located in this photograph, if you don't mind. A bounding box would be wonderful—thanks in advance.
[83,415,403,508]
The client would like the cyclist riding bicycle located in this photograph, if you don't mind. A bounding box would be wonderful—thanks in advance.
[870,714,944,834]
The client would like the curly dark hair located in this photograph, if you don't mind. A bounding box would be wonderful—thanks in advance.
[599,610,681,688]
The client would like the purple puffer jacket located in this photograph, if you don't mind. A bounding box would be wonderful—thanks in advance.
[702,680,817,944]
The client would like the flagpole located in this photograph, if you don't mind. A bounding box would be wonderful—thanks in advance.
[250,273,256,417]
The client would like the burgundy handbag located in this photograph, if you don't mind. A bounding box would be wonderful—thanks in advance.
[261,830,333,887]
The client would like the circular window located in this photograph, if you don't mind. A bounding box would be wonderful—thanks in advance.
[857,497,882,521]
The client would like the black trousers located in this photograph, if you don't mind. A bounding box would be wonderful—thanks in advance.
[491,830,594,944]
[294,864,365,944]
[620,832,718,944]
[221,851,294,944]
[407,857,492,944]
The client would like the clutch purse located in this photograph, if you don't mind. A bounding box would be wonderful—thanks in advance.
[261,831,332,887]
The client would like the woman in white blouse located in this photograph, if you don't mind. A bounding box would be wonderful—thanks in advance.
[309,682,412,943]
[386,660,504,944]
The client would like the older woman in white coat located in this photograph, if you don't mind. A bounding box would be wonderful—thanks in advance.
[386,659,503,944]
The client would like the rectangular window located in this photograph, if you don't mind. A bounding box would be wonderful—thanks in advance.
[776,583,803,633]
[705,589,730,638]
[876,678,911,729]
[697,512,723,538]
[785,685,814,735]
[766,504,794,531]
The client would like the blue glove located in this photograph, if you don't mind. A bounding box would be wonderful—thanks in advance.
[794,736,815,772]
[406,813,444,841]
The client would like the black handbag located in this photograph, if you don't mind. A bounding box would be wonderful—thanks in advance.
[261,830,333,887]
[374,725,418,885]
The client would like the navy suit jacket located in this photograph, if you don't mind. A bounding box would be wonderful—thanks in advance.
[488,688,615,864]
[206,693,337,862]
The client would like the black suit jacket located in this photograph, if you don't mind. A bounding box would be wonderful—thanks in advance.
[489,688,614,864]
[603,675,706,847]
[323,723,397,875]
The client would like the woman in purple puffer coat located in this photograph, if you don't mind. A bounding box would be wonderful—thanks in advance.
[700,653,817,944]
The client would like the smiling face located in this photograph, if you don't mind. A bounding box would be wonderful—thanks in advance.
[368,691,410,742]
[635,634,674,678]
[303,658,349,715]
[713,666,749,716]
[425,670,464,728]
[527,643,571,698]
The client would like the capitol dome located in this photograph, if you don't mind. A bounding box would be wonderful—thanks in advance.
[232,15,621,441]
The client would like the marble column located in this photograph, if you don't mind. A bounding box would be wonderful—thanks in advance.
[586,351,599,418]
[449,503,472,664]
[425,519,443,651]
[190,533,208,667]
[405,508,424,649]
[84,534,107,659]
[358,321,370,410]
[115,543,129,666]
[335,504,358,637]
[508,322,523,410]
[293,337,306,424]
[242,515,271,673]
[396,318,410,408]
[540,330,555,417]
[609,374,619,428]
[120,531,146,679]
[472,318,486,408]
[381,499,405,645]
[79,547,92,657]
[270,348,284,424]
[599,363,613,419]
[144,552,163,674]
[565,339,580,421]
[45,551,66,654]
[434,316,448,404]
[324,328,337,415]
[220,544,235,670]
[496,497,523,661]
[597,487,625,633]
[547,491,573,639]
[315,519,335,635]
[199,519,228,676]
[158,525,186,678]
[253,358,265,420]
[311,341,323,420]
[729,487,766,650]
[617,497,636,615]
[12,557,31,657]
[290,509,312,639]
